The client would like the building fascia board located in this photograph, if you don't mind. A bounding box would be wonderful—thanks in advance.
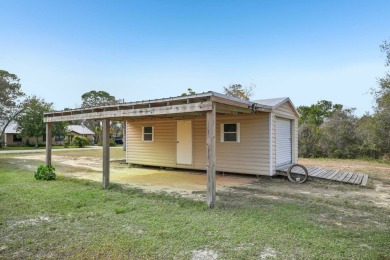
[256,97,299,117]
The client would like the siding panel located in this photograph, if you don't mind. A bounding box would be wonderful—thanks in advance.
[274,103,297,119]
[126,120,177,167]
[126,112,271,175]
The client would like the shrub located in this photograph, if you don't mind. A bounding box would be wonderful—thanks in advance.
[97,139,117,147]
[34,165,56,181]
[71,136,89,148]
[25,139,37,147]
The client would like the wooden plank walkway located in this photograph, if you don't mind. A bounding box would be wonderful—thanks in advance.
[276,164,368,186]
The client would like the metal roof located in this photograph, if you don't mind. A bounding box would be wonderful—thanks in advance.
[252,97,299,116]
[67,125,94,135]
[252,97,289,108]
[4,122,19,134]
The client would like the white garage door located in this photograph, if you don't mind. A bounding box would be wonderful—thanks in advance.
[276,118,292,167]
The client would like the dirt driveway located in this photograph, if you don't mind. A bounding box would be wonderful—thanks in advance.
[4,153,390,208]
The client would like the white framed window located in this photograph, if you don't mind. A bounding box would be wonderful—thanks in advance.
[142,126,154,142]
[220,123,240,142]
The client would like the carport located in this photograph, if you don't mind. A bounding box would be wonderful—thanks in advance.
[44,92,265,208]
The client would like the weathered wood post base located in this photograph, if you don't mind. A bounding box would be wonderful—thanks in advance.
[206,103,216,208]
[102,119,110,189]
[46,122,52,166]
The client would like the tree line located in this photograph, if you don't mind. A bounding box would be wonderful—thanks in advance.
[214,40,389,160]
[297,40,389,159]
[0,75,123,148]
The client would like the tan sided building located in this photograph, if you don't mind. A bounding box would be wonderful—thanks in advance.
[126,96,298,176]
[43,91,299,207]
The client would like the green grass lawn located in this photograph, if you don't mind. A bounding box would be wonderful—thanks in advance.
[0,160,389,259]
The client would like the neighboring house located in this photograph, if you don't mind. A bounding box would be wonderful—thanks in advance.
[1,122,94,146]
[2,122,23,146]
[2,122,44,146]
[66,125,95,144]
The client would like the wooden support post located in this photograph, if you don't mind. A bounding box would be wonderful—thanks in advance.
[206,102,216,208]
[46,122,52,166]
[102,119,110,189]
[122,120,126,151]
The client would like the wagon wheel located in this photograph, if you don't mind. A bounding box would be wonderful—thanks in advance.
[287,164,308,184]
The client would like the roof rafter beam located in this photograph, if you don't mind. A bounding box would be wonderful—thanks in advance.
[44,101,213,123]
[211,96,252,109]
[216,103,253,114]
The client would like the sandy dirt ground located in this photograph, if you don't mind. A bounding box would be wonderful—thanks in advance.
[6,154,254,199]
[4,154,390,208]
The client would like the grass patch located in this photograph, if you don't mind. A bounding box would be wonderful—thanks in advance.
[0,145,85,150]
[0,159,389,259]
[114,207,127,214]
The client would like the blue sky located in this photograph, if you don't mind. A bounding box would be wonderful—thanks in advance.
[1,0,389,115]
